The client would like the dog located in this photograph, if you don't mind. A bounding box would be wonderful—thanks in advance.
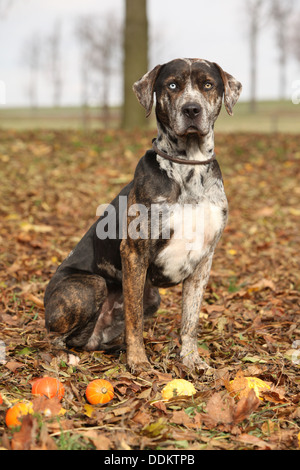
[44,58,242,372]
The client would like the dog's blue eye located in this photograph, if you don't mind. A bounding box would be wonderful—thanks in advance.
[169,83,177,90]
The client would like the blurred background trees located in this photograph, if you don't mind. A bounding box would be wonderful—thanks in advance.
[245,0,270,113]
[75,12,122,127]
[44,20,63,108]
[73,0,149,129]
[271,0,297,100]
[21,32,41,109]
[1,0,300,128]
[244,0,298,112]
[122,0,148,129]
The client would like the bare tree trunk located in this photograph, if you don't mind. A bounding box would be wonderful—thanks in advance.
[22,33,41,109]
[246,0,269,113]
[75,12,122,130]
[290,13,300,64]
[101,70,110,127]
[45,20,63,107]
[271,0,295,100]
[249,18,258,113]
[122,0,148,129]
[75,16,93,130]
[80,54,90,130]
[278,30,287,100]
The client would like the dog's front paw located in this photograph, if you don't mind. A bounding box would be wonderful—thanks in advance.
[128,359,152,374]
[127,349,152,374]
[180,349,210,371]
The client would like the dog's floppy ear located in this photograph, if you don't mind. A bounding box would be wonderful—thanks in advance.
[213,63,242,116]
[133,64,162,118]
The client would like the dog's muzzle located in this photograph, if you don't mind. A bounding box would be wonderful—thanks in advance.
[178,102,209,136]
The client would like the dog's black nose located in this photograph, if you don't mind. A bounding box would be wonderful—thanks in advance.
[182,103,201,119]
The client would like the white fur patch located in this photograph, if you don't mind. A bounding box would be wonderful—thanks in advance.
[154,201,223,283]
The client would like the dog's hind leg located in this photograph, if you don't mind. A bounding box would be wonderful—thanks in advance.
[44,272,108,349]
[143,280,161,318]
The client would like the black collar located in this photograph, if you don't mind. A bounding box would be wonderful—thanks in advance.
[152,139,216,165]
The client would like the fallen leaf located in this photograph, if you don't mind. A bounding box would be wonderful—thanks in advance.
[110,406,131,417]
[83,404,95,418]
[132,410,152,426]
[151,400,168,413]
[260,390,289,404]
[170,410,201,429]
[242,355,268,364]
[26,293,44,309]
[257,206,275,217]
[5,361,25,372]
[11,414,36,450]
[20,222,52,233]
[232,389,260,423]
[67,354,80,366]
[83,430,112,450]
[288,207,300,216]
[143,418,168,438]
[204,392,234,426]
[225,370,270,401]
[247,279,276,293]
[261,420,279,436]
[202,389,260,429]
[236,433,275,450]
[38,423,58,450]
[32,396,64,417]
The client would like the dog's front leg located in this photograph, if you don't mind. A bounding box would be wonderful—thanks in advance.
[180,252,214,370]
[121,240,150,372]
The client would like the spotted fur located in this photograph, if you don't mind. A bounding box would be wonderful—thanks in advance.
[44,58,242,372]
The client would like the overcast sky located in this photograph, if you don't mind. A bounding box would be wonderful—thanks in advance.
[0,0,299,107]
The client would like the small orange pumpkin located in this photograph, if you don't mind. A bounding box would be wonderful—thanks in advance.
[31,377,65,401]
[0,393,3,405]
[85,379,114,405]
[5,402,33,428]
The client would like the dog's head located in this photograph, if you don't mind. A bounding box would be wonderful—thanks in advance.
[133,58,242,138]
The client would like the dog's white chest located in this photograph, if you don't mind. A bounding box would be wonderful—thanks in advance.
[154,200,224,283]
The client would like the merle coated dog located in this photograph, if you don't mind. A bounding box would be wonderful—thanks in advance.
[44,58,242,371]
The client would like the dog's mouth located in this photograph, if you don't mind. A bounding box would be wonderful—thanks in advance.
[179,126,209,137]
[187,126,206,135]
[172,113,211,138]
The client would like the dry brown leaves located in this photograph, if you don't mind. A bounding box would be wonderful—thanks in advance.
[0,130,299,450]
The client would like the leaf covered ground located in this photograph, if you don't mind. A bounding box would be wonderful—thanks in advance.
[0,129,299,450]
